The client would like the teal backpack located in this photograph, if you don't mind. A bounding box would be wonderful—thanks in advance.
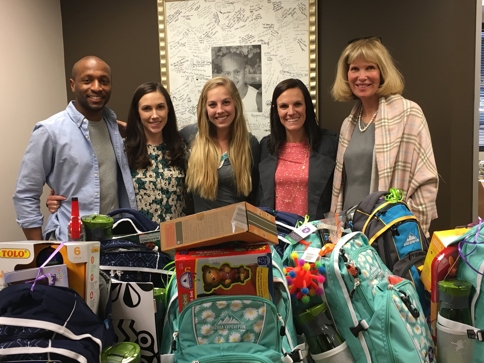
[321,231,435,363]
[159,248,306,363]
[454,222,484,363]
[281,219,326,266]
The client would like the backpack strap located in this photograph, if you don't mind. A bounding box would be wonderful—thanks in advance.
[107,208,159,232]
[360,198,390,234]
[366,213,417,246]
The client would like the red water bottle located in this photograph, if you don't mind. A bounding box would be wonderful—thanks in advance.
[68,197,84,241]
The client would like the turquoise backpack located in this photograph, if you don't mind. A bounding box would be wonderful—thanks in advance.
[455,223,484,363]
[321,231,434,363]
[159,248,306,363]
[282,219,325,266]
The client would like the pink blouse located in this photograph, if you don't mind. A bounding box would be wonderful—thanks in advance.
[274,142,309,217]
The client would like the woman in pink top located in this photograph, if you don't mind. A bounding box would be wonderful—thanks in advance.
[257,79,338,219]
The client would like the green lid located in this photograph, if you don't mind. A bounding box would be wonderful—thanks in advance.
[81,214,114,228]
[297,303,327,324]
[438,280,472,297]
[101,342,140,363]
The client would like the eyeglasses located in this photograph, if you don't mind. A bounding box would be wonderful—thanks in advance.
[347,36,382,45]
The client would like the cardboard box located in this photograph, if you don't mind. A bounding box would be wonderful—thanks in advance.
[160,202,277,253]
[420,228,469,291]
[175,244,273,311]
[111,281,159,363]
[0,241,100,313]
[3,263,69,288]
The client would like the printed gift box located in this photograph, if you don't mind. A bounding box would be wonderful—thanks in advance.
[175,243,273,312]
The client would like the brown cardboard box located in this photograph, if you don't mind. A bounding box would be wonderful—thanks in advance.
[160,202,277,253]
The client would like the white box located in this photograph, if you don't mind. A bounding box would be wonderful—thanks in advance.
[4,263,69,288]
[0,241,100,313]
[111,281,159,362]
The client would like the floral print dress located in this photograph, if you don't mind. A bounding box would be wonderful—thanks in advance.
[131,143,186,224]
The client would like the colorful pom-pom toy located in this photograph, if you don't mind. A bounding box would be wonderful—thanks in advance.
[283,252,326,304]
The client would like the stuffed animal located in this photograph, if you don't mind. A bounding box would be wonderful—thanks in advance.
[202,263,250,293]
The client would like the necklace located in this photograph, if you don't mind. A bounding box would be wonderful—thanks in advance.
[218,152,228,169]
[358,106,378,132]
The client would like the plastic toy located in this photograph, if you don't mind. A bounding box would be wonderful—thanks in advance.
[202,263,250,293]
[284,252,325,304]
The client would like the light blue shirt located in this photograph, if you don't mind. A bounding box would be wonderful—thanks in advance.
[13,101,137,241]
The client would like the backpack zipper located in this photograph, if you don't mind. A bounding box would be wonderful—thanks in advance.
[386,281,428,362]
[385,290,397,363]
[332,232,372,362]
[191,354,272,363]
[271,259,296,352]
[470,259,484,325]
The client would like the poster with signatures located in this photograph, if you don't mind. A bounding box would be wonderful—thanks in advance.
[157,0,318,140]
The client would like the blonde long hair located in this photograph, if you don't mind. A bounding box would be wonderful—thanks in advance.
[186,76,252,200]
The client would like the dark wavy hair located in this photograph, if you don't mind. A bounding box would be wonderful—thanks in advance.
[125,82,185,170]
[268,78,322,155]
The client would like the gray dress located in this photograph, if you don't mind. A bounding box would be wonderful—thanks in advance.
[343,123,375,210]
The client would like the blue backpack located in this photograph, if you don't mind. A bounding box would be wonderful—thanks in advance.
[99,239,173,288]
[321,231,434,363]
[349,190,429,314]
[108,207,160,236]
[0,284,114,363]
[257,207,306,258]
[159,248,307,363]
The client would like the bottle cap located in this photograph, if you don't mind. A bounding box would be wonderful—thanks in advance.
[101,342,141,363]
[81,214,114,241]
[438,280,472,309]
[438,280,472,297]
[81,214,114,228]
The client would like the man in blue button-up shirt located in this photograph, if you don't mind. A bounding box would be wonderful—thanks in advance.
[13,56,136,241]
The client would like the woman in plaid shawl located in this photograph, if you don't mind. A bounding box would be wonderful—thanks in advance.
[331,37,438,236]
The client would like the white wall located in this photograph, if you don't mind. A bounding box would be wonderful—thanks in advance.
[0,0,66,241]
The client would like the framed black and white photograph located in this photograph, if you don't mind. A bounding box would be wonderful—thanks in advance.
[157,0,318,140]
[212,45,262,113]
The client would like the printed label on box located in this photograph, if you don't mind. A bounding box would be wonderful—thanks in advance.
[175,244,273,311]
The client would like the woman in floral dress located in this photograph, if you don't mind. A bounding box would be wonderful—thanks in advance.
[124,82,188,223]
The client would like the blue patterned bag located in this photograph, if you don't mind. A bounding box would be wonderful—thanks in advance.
[0,284,113,363]
[100,239,173,288]
[321,232,435,363]
[257,207,306,258]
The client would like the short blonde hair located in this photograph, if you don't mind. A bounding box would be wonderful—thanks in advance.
[331,38,404,102]
[186,76,252,200]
